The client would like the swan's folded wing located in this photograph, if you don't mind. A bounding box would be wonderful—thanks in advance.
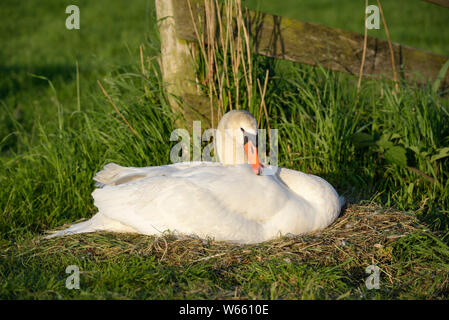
[93,161,221,187]
[92,170,266,243]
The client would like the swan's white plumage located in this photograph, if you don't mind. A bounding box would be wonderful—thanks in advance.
[47,110,343,244]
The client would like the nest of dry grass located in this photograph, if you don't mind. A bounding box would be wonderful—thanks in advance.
[154,203,421,266]
[37,203,423,269]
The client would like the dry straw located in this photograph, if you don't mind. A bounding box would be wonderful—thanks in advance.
[187,0,270,129]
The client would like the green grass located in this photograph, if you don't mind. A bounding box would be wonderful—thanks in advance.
[1,0,449,299]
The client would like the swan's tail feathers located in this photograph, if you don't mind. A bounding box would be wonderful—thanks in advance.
[93,163,125,187]
[44,220,96,239]
[339,196,346,208]
[93,163,149,187]
[44,215,138,239]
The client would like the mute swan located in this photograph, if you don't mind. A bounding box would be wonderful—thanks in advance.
[47,110,344,244]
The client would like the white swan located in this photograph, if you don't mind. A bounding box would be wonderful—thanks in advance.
[47,110,344,244]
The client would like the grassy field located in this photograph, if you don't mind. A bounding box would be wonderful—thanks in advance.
[1,0,449,299]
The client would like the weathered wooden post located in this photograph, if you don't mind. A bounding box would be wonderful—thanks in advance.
[155,0,213,129]
[424,0,449,9]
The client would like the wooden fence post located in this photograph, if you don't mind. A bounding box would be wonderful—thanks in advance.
[155,0,213,128]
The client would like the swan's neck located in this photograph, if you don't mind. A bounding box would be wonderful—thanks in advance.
[215,129,247,166]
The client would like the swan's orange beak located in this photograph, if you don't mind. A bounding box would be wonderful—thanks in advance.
[244,136,263,175]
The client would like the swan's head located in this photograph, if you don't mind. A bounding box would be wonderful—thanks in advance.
[215,110,263,174]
